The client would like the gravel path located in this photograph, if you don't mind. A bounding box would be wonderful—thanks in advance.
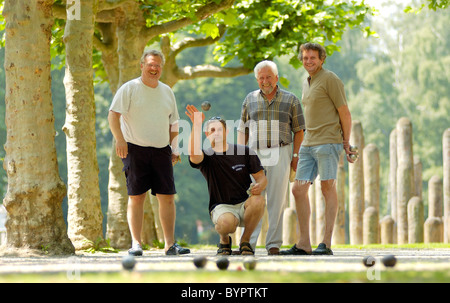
[1,247,450,275]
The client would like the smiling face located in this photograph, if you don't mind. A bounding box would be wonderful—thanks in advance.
[256,66,278,96]
[140,54,162,86]
[301,49,325,76]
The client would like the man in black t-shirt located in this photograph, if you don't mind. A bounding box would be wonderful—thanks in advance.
[186,105,267,255]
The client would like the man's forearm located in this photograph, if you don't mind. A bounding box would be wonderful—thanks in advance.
[170,123,179,152]
[108,111,125,143]
[293,130,303,154]
[188,113,204,157]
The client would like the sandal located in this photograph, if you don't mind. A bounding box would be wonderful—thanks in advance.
[239,242,254,255]
[217,236,232,255]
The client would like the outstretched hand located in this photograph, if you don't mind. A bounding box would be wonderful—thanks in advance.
[185,104,205,126]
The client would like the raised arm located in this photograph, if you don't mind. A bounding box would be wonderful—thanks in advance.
[185,104,205,164]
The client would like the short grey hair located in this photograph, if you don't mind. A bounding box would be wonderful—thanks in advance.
[140,49,165,66]
[254,60,278,78]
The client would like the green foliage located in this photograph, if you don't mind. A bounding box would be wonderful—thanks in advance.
[83,237,119,254]
[212,0,374,69]
[405,0,449,13]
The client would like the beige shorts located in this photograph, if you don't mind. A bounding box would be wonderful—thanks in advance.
[210,201,246,227]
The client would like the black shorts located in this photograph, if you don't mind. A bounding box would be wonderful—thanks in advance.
[121,143,176,196]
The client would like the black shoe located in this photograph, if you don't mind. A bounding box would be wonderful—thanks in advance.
[166,243,191,255]
[312,243,333,255]
[217,236,232,255]
[280,245,311,255]
[128,244,143,256]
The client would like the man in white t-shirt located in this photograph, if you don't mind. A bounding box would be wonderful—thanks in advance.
[108,50,190,256]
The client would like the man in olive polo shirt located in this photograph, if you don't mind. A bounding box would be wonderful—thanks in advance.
[281,43,356,256]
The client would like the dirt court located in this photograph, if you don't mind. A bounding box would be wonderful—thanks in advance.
[1,247,449,276]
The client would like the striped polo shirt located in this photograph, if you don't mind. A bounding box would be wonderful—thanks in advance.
[238,87,305,150]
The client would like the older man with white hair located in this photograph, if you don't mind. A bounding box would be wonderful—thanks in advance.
[237,60,305,255]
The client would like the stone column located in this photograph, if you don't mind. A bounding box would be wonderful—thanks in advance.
[396,117,414,244]
[428,176,443,218]
[363,207,378,244]
[380,215,395,244]
[413,156,423,199]
[388,129,397,243]
[333,153,346,245]
[424,217,443,243]
[424,176,443,243]
[349,121,364,244]
[407,196,424,243]
[388,129,397,223]
[364,144,380,211]
[444,129,450,243]
[442,128,450,243]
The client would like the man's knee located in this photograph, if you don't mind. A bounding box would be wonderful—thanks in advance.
[215,213,238,233]
[245,195,265,212]
[292,180,310,199]
[320,179,337,194]
[129,193,146,205]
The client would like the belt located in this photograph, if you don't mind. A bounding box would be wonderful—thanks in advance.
[259,142,289,149]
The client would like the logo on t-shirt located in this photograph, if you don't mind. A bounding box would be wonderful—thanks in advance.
[232,164,245,171]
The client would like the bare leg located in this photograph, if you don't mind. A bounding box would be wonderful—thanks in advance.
[156,194,176,251]
[215,213,238,244]
[242,195,265,243]
[127,193,146,246]
[320,179,338,248]
[292,180,312,253]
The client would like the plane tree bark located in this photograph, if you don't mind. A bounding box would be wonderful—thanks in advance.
[1,0,74,255]
[62,0,104,250]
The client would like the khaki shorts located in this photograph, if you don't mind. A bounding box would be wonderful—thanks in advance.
[210,201,246,227]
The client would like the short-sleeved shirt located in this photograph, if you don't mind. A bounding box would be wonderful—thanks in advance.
[189,144,264,213]
[109,77,179,148]
[301,68,347,146]
[238,87,305,150]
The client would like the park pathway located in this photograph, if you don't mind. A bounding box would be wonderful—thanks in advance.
[1,247,449,276]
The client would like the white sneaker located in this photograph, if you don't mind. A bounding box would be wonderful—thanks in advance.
[128,243,143,256]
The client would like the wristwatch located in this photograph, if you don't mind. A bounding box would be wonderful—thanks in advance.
[293,153,298,158]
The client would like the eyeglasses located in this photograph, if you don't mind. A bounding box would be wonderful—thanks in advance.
[144,63,162,69]
[206,116,227,129]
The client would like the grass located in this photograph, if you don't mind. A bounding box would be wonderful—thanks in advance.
[1,268,449,283]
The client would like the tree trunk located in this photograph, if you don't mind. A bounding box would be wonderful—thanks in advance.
[1,0,74,255]
[396,117,414,244]
[62,0,104,250]
[105,2,154,249]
